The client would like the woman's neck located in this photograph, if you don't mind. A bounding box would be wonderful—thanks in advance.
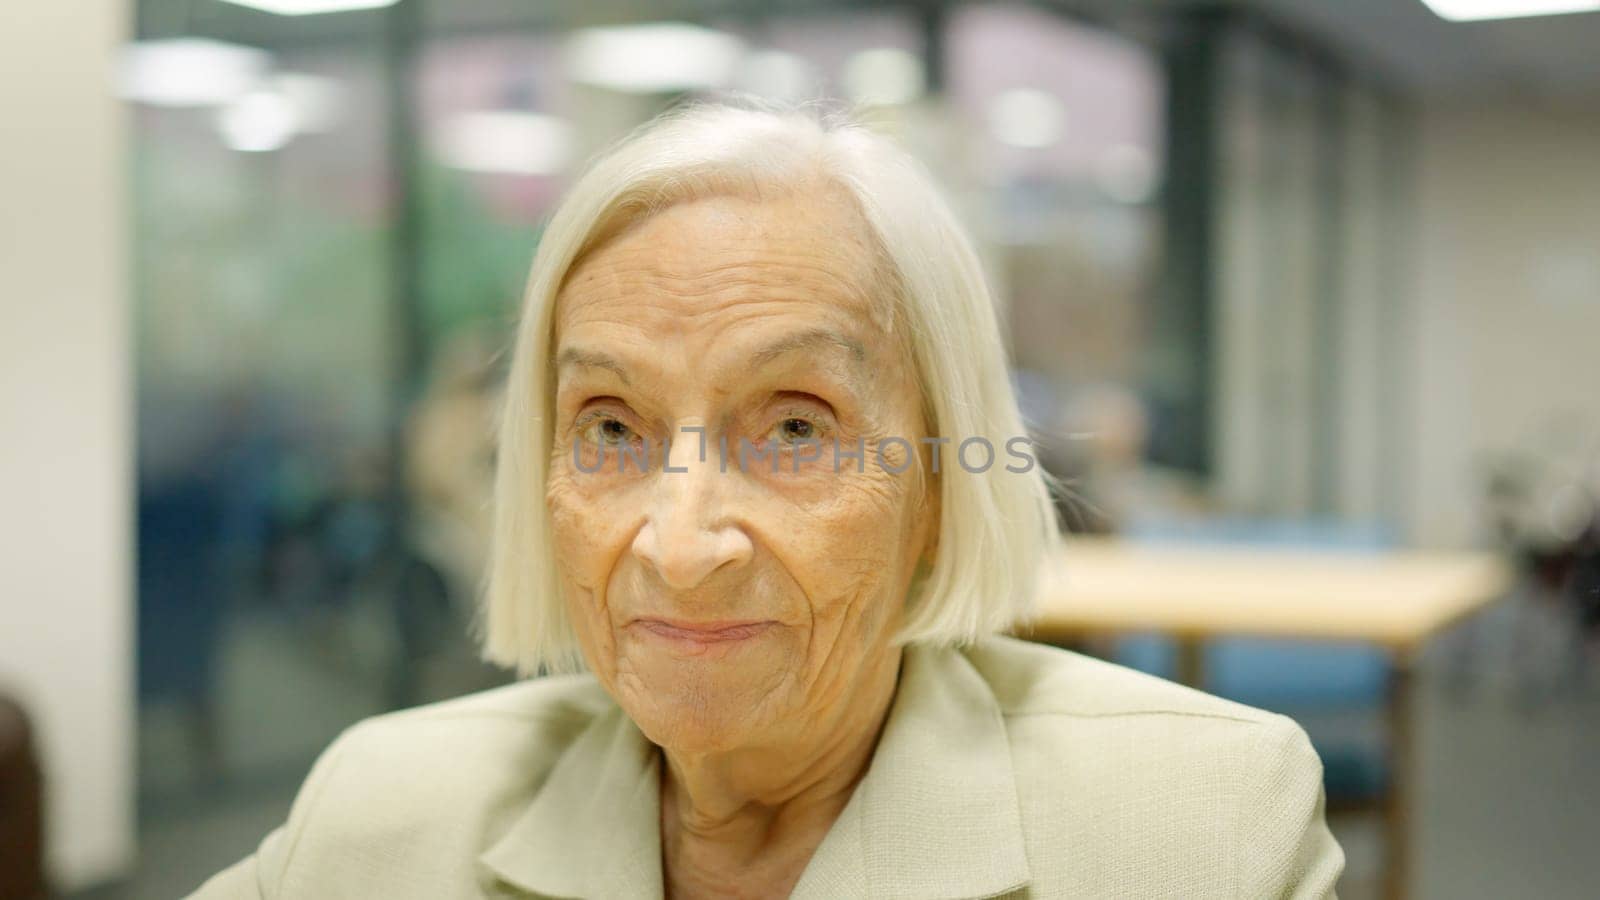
[657,646,903,898]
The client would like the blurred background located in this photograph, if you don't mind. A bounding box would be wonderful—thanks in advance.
[1,0,1597,898]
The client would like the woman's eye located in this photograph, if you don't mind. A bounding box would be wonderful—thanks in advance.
[772,416,820,445]
[581,416,637,446]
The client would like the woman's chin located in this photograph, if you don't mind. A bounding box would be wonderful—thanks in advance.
[616,672,786,755]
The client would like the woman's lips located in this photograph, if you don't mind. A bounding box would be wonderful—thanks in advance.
[632,618,776,649]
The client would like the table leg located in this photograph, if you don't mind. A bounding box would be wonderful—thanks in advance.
[1383,653,1417,900]
[1176,635,1206,689]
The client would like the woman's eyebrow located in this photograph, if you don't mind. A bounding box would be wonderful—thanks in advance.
[555,346,632,387]
[557,328,870,391]
[747,327,871,393]
[748,327,867,368]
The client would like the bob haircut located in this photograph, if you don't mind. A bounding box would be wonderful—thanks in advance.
[482,99,1061,675]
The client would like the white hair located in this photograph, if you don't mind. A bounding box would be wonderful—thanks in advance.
[481,99,1061,675]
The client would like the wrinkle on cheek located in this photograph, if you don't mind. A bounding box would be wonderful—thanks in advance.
[804,584,889,708]
[544,475,594,583]
[809,424,927,589]
[547,465,631,681]
[612,648,646,702]
[790,485,916,684]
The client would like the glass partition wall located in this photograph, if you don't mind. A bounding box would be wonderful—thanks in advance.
[1204,14,1414,526]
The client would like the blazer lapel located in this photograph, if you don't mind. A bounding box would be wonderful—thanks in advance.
[479,702,663,898]
[791,644,1032,900]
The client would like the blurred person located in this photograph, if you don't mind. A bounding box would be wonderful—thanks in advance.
[189,101,1340,899]
[404,327,504,609]
[1057,382,1213,533]
[138,383,280,786]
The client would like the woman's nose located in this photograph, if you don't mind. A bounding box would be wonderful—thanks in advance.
[630,430,754,590]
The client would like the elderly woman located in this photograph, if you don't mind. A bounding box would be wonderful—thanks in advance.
[192,103,1342,899]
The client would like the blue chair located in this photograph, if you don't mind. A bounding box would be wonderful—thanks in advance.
[1112,517,1397,801]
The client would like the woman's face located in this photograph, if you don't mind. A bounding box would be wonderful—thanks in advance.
[546,187,936,754]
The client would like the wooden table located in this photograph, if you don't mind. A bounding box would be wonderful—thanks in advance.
[1024,537,1514,900]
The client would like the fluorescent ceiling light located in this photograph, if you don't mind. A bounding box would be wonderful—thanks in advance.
[217,89,299,152]
[117,38,270,107]
[434,112,575,176]
[1419,0,1600,21]
[842,48,925,107]
[213,75,345,151]
[565,24,744,93]
[989,89,1066,149]
[217,0,400,15]
[272,73,345,133]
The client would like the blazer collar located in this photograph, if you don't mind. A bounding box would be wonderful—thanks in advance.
[479,700,663,898]
[479,644,1031,899]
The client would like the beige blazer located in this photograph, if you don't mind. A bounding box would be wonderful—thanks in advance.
[189,636,1343,898]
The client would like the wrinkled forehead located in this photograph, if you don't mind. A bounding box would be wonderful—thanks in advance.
[554,183,897,337]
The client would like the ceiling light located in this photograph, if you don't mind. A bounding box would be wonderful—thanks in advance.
[434,112,574,176]
[217,0,401,15]
[217,89,298,152]
[271,73,345,133]
[116,39,270,107]
[565,24,744,94]
[842,48,925,107]
[989,89,1066,149]
[1419,0,1600,21]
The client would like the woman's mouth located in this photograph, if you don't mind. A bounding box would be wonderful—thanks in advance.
[631,618,776,654]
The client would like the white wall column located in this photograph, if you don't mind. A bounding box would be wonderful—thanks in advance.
[0,1,135,888]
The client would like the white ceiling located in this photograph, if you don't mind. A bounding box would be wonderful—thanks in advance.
[145,0,1600,101]
[1244,0,1600,99]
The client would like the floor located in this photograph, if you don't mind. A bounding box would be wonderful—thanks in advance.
[80,587,1600,899]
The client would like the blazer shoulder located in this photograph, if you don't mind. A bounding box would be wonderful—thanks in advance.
[353,672,612,734]
[243,674,614,892]
[303,675,610,817]
[963,634,1279,725]
[961,639,1342,896]
[313,673,615,801]
[186,676,616,896]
